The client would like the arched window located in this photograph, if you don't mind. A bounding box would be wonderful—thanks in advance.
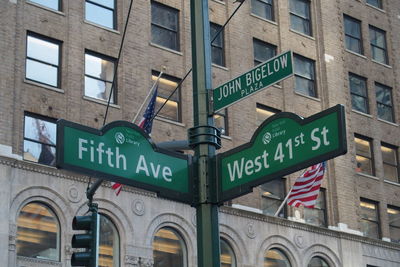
[220,238,236,267]
[99,214,120,267]
[308,256,330,267]
[16,202,60,261]
[153,227,187,267]
[264,248,291,267]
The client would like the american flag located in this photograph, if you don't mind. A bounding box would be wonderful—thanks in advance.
[287,162,326,208]
[111,86,158,196]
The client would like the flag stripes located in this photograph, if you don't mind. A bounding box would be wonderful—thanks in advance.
[287,162,326,208]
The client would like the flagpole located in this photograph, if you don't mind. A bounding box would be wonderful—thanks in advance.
[132,71,163,124]
[274,187,292,217]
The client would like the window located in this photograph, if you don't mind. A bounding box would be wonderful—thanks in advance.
[367,0,383,9]
[264,248,291,267]
[305,189,327,227]
[152,71,181,122]
[85,51,116,103]
[253,38,277,66]
[153,227,187,267]
[381,143,399,183]
[369,26,388,64]
[17,202,60,261]
[289,0,311,36]
[355,135,374,176]
[294,54,316,97]
[214,109,228,136]
[387,205,400,243]
[26,32,61,88]
[349,73,368,114]
[151,1,179,51]
[210,23,225,66]
[308,256,330,267]
[85,0,116,29]
[251,0,274,21]
[99,214,120,267]
[344,15,363,54]
[360,198,380,239]
[375,83,394,122]
[29,0,61,11]
[220,239,236,267]
[260,178,286,217]
[256,104,279,125]
[23,113,56,166]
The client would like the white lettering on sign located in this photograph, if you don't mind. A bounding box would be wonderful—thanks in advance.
[78,138,127,170]
[311,127,330,150]
[217,79,242,101]
[227,150,270,182]
[135,155,172,182]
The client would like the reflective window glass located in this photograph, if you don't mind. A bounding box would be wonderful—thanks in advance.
[308,256,330,267]
[355,135,374,176]
[344,15,363,54]
[99,214,120,267]
[360,199,380,239]
[85,52,116,103]
[253,38,277,66]
[367,0,383,9]
[220,239,236,267]
[264,248,291,267]
[29,0,60,11]
[151,1,179,51]
[251,0,274,21]
[85,0,115,29]
[387,205,400,244]
[294,54,316,97]
[256,104,279,125]
[17,202,60,261]
[375,83,394,122]
[26,33,61,87]
[23,114,57,166]
[152,71,181,122]
[153,227,187,267]
[381,144,399,183]
[304,189,327,227]
[211,23,225,66]
[349,73,368,113]
[369,26,388,64]
[214,109,228,136]
[289,0,311,36]
[260,178,285,217]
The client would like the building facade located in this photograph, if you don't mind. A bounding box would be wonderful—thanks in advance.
[0,0,399,266]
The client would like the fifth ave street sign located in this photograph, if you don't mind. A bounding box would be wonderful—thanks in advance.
[213,51,293,112]
[56,120,192,204]
[217,105,347,203]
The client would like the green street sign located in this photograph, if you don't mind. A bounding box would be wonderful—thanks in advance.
[218,105,347,203]
[56,120,192,204]
[213,51,293,112]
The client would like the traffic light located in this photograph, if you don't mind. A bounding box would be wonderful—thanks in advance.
[71,203,99,267]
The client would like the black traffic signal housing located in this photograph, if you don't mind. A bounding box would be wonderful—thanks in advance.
[71,203,99,267]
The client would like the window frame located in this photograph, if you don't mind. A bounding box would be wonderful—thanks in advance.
[349,73,369,114]
[151,1,180,51]
[381,143,399,183]
[344,15,363,55]
[375,82,394,123]
[253,38,277,66]
[25,32,62,88]
[153,227,188,267]
[360,198,381,239]
[85,0,117,30]
[84,50,117,104]
[16,201,61,261]
[152,70,182,123]
[210,22,225,67]
[294,54,316,97]
[355,134,375,176]
[214,108,229,136]
[260,177,286,218]
[256,103,280,125]
[369,25,388,65]
[387,205,400,244]
[289,0,312,36]
[366,0,383,9]
[251,0,274,21]
[23,112,57,166]
[304,188,327,227]
[220,238,237,267]
[98,213,120,267]
[28,0,61,11]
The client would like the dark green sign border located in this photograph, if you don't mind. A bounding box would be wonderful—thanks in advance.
[217,104,347,204]
[56,120,193,204]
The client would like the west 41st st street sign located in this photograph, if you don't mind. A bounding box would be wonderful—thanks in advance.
[56,120,192,204]
[218,105,347,203]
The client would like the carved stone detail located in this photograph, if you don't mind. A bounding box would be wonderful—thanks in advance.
[140,258,154,267]
[294,234,305,248]
[132,199,145,216]
[245,222,256,239]
[125,255,140,266]
[68,185,82,203]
